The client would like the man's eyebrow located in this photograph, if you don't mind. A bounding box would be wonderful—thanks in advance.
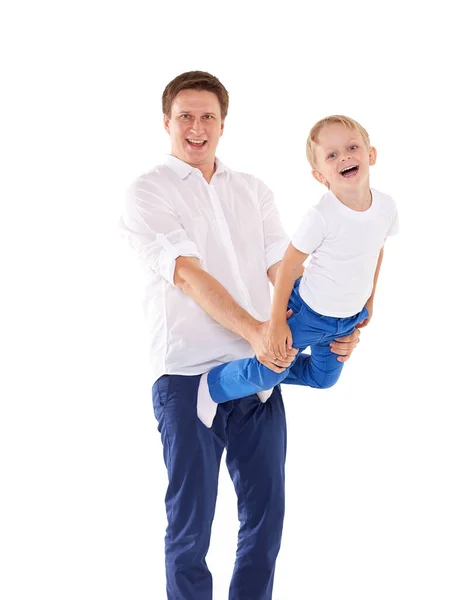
[177,110,217,115]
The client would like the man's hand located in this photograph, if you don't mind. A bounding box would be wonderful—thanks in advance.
[248,311,297,373]
[330,328,361,362]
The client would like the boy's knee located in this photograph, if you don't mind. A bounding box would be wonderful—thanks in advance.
[263,367,287,387]
[308,368,342,389]
[320,369,342,389]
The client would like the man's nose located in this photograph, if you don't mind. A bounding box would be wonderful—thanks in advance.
[190,118,204,135]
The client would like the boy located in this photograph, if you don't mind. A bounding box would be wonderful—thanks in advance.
[197,115,398,427]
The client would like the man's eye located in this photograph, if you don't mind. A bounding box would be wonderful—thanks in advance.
[181,114,190,119]
[203,115,213,119]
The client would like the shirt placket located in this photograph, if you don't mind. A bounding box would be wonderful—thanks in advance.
[206,180,256,315]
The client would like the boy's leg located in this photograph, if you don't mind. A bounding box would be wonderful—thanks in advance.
[225,386,287,600]
[197,278,308,420]
[206,355,290,403]
[152,374,231,600]
[282,344,344,388]
[283,305,370,388]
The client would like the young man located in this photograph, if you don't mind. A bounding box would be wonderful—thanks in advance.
[121,71,361,600]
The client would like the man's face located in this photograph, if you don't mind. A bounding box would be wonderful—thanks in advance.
[312,123,376,192]
[164,89,224,170]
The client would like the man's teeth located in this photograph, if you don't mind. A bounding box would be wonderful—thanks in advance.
[188,139,205,145]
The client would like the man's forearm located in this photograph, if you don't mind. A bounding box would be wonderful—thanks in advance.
[175,257,259,342]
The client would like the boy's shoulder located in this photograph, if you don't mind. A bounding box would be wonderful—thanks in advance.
[371,188,397,215]
[371,188,395,205]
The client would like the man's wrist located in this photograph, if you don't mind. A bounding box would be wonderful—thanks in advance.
[239,316,263,344]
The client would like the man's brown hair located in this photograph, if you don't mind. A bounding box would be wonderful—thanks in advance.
[162,71,229,120]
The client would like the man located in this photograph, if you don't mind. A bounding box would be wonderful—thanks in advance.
[121,71,361,600]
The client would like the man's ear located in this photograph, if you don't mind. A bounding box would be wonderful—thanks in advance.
[220,120,225,137]
[163,114,170,134]
[369,146,377,166]
[312,169,327,186]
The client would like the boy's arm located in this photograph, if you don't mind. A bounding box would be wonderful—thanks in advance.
[267,244,309,359]
[267,261,304,287]
[359,246,384,327]
[271,244,308,322]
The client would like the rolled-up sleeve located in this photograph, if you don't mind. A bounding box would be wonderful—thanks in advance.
[120,179,202,285]
[257,180,290,270]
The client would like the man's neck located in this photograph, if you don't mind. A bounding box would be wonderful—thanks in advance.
[197,162,216,184]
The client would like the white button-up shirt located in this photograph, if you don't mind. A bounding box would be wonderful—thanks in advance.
[121,155,289,382]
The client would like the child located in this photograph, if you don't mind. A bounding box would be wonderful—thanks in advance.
[197,115,399,427]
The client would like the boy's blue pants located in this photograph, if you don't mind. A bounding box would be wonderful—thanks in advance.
[208,278,369,403]
[152,374,286,600]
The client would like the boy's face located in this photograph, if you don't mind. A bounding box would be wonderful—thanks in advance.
[164,89,224,171]
[312,123,376,192]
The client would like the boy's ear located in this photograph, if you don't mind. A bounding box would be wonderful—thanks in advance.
[312,169,327,186]
[369,146,377,166]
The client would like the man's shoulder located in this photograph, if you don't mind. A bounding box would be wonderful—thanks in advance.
[226,167,272,195]
[127,164,175,198]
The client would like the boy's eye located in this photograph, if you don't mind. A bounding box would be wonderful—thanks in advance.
[349,145,357,151]
[327,153,336,159]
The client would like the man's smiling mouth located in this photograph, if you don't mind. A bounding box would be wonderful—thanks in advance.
[187,139,207,148]
[340,165,359,178]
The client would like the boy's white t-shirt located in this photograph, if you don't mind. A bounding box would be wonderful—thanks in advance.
[291,188,399,318]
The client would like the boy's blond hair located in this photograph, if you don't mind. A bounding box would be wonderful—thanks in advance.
[306,115,371,170]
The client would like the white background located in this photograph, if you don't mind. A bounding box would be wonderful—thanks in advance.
[2,1,472,598]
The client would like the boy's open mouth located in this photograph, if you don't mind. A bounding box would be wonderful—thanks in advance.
[340,165,359,178]
[187,139,207,149]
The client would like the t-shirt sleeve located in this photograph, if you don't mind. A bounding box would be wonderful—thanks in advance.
[387,205,400,236]
[291,206,326,254]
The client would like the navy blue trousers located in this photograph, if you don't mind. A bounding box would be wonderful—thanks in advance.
[208,278,369,402]
[152,374,287,599]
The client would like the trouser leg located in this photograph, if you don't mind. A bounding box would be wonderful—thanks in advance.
[225,387,287,600]
[152,374,229,599]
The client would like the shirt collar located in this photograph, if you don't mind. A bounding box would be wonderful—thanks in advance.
[163,154,229,181]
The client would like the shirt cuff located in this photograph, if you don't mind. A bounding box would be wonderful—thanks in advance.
[156,233,202,285]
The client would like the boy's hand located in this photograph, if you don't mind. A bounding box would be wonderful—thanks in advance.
[248,310,296,373]
[267,318,293,361]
